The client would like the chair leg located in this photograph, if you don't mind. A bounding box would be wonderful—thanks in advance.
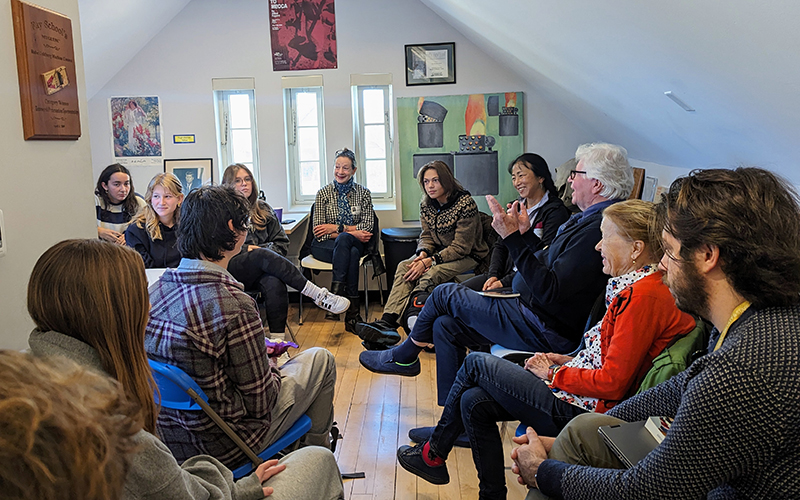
[298,276,306,325]
[377,275,385,306]
[363,265,370,322]
[285,321,297,346]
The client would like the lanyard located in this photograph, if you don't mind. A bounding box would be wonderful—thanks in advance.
[714,301,751,351]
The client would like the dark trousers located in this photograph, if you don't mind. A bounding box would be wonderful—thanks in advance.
[410,283,573,404]
[310,233,365,296]
[228,248,307,333]
[430,352,587,500]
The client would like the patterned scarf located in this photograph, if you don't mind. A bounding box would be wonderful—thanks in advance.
[335,178,354,225]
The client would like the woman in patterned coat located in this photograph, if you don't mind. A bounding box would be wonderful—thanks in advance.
[311,148,376,332]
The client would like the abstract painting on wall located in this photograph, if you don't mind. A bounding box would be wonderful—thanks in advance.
[396,92,524,220]
[109,96,163,168]
[269,0,337,71]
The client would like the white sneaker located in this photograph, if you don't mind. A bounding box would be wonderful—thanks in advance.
[314,288,350,314]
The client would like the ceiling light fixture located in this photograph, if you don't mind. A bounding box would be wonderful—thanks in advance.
[664,91,695,112]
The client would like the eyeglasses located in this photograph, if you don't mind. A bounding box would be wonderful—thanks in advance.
[239,216,252,231]
[234,176,253,185]
[569,170,588,181]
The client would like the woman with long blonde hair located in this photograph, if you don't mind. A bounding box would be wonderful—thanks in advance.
[25,239,344,500]
[125,173,183,268]
[222,164,349,333]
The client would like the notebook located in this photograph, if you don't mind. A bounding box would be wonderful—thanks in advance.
[598,420,660,468]
[477,288,520,298]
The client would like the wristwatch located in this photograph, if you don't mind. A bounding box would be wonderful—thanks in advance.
[337,223,345,234]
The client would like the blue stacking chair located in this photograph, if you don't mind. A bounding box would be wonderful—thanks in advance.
[148,359,312,479]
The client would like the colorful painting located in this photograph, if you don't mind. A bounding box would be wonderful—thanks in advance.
[109,96,163,167]
[397,92,524,220]
[269,0,337,71]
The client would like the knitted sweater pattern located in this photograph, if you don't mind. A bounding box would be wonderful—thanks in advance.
[417,190,489,263]
[543,305,800,500]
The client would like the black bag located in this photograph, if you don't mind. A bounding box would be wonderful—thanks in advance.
[400,290,431,334]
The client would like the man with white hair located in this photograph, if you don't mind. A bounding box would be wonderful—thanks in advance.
[360,143,634,406]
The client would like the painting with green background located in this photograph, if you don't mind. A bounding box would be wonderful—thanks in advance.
[396,92,524,220]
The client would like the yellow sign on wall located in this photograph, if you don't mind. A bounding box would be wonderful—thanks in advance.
[173,135,195,144]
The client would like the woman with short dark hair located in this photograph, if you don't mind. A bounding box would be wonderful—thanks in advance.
[462,153,570,291]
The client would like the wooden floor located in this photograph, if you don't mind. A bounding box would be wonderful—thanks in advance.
[284,300,529,500]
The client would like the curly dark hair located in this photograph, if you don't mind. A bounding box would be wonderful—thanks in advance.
[657,167,800,308]
[178,185,250,261]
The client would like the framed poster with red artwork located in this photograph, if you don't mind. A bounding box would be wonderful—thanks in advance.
[269,0,337,71]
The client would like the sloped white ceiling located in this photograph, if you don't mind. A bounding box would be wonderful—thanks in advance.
[78,0,191,98]
[77,0,800,182]
[422,0,800,182]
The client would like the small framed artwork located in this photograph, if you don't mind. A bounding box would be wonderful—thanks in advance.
[405,42,456,86]
[164,158,213,196]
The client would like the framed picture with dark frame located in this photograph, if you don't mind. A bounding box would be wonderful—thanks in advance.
[405,42,456,86]
[164,158,213,196]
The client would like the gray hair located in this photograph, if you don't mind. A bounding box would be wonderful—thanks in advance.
[575,143,634,199]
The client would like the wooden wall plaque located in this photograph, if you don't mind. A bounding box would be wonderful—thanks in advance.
[11,0,81,140]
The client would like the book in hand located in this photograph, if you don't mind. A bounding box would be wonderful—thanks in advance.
[477,288,520,298]
[598,416,672,468]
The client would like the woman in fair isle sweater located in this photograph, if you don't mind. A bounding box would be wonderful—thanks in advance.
[356,160,488,346]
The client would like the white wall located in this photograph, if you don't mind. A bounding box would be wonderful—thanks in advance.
[0,0,96,349]
[86,0,591,232]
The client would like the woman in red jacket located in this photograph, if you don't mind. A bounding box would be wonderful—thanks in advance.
[394,199,696,499]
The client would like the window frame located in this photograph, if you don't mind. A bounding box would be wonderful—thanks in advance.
[283,86,327,205]
[213,88,260,186]
[351,83,394,201]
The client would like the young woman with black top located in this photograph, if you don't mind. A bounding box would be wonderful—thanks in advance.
[125,173,183,268]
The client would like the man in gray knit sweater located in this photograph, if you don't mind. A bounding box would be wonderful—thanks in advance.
[516,167,800,500]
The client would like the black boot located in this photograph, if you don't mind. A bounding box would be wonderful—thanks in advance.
[344,295,363,334]
[326,281,346,320]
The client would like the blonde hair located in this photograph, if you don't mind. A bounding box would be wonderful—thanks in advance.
[0,351,141,500]
[221,163,271,232]
[27,239,158,434]
[602,199,663,260]
[131,173,183,240]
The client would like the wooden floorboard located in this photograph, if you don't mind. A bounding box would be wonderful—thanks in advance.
[287,301,528,500]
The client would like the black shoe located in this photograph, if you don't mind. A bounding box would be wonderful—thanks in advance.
[344,296,362,334]
[344,313,363,334]
[355,320,401,346]
[408,426,470,448]
[325,312,340,321]
[397,441,449,485]
[361,340,390,351]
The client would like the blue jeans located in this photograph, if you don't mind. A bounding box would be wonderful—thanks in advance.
[228,248,307,333]
[310,233,365,296]
[430,352,587,500]
[409,283,575,404]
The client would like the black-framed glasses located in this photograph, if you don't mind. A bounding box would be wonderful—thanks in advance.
[569,170,588,181]
[239,215,252,231]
